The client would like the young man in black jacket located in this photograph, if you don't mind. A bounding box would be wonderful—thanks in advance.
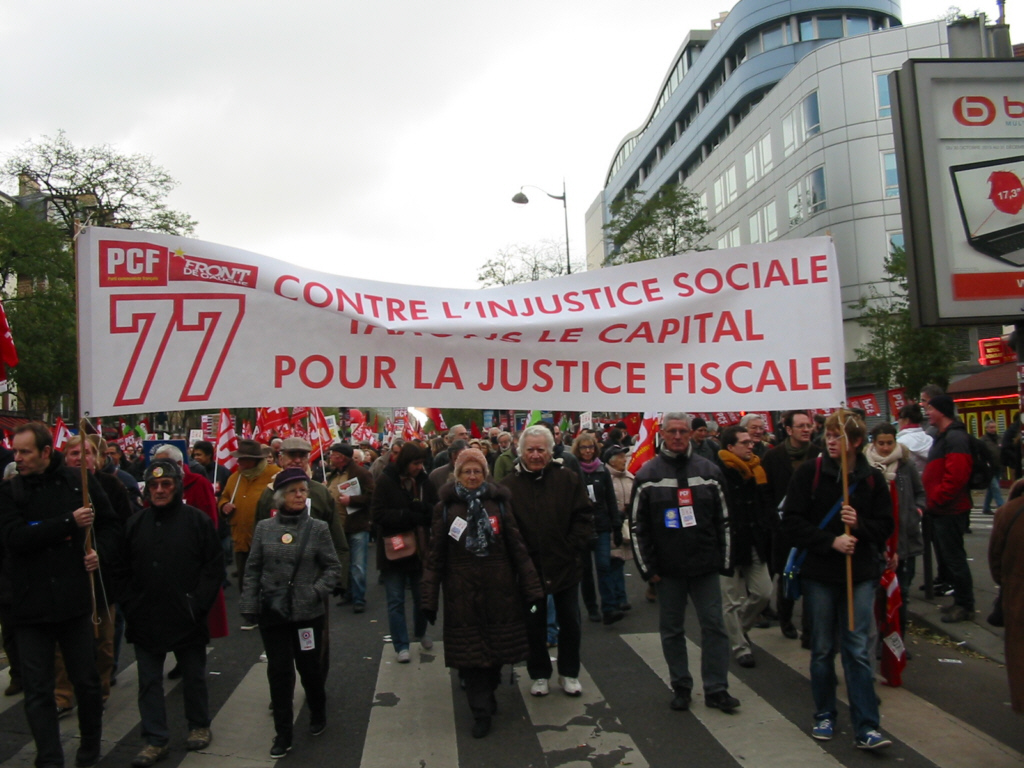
[0,422,120,768]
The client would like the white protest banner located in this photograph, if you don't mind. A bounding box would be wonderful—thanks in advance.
[77,228,845,416]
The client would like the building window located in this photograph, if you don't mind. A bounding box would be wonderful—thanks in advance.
[803,93,820,138]
[818,16,843,38]
[808,167,826,212]
[882,152,899,197]
[789,168,827,224]
[788,184,803,225]
[717,226,740,249]
[714,165,737,213]
[744,146,757,185]
[847,16,871,35]
[762,25,785,51]
[888,230,905,253]
[799,18,815,40]
[759,133,773,174]
[749,201,778,243]
[698,191,708,219]
[784,92,820,157]
[876,73,891,118]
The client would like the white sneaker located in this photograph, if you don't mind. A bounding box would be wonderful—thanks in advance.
[530,678,549,696]
[559,676,582,696]
[396,649,411,663]
[259,652,268,663]
[419,635,434,651]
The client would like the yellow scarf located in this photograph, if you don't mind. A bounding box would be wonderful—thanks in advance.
[718,449,767,484]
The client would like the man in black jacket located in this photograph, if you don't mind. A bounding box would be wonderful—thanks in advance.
[630,412,739,715]
[0,422,119,768]
[717,426,772,668]
[501,425,593,698]
[122,460,223,767]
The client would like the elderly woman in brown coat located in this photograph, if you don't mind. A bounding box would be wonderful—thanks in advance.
[421,448,544,739]
[989,479,1024,713]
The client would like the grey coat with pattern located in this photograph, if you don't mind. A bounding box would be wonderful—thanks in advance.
[239,510,342,622]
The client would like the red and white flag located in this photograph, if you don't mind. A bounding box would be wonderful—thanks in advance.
[0,299,18,386]
[241,420,253,440]
[423,408,447,432]
[627,412,661,475]
[308,407,333,462]
[215,409,239,476]
[256,407,289,441]
[52,417,73,453]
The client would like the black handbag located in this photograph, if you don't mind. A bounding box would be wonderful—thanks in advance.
[259,521,312,627]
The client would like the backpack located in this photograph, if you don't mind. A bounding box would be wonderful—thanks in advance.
[966,434,996,490]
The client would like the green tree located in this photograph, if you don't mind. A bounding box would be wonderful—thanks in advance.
[3,130,197,238]
[477,241,582,287]
[0,204,75,420]
[1,131,196,420]
[602,183,713,266]
[851,246,959,398]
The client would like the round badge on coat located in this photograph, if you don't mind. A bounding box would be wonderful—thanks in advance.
[281,532,294,544]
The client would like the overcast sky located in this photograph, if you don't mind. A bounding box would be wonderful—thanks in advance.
[0,1,1014,289]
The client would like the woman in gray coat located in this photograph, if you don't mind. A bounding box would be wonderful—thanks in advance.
[240,468,341,759]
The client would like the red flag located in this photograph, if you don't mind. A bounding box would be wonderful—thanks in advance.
[256,407,289,441]
[627,412,661,475]
[308,407,333,462]
[423,408,447,432]
[0,300,18,385]
[290,407,310,425]
[215,409,239,477]
[52,417,72,452]
[372,414,380,432]
[241,420,253,440]
[470,421,482,439]
[623,413,642,437]
[876,478,906,686]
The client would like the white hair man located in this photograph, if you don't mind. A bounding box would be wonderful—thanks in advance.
[500,425,593,698]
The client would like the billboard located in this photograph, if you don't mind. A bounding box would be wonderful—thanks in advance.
[892,59,1024,326]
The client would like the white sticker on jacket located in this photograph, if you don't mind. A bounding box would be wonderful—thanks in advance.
[449,516,468,541]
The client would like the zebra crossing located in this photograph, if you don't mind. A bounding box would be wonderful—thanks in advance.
[2,620,1020,768]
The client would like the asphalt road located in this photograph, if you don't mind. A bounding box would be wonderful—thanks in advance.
[0,515,1020,768]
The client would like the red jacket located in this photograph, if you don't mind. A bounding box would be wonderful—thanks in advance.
[922,420,972,515]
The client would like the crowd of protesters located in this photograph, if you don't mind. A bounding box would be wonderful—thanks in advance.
[0,398,1021,766]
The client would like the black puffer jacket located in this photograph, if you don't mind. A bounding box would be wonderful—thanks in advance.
[0,452,120,626]
[630,447,730,580]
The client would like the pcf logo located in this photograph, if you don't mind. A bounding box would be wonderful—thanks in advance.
[99,241,168,287]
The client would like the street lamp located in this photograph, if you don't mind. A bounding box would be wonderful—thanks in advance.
[512,180,572,275]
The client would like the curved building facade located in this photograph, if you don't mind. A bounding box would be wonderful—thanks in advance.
[586,0,958,364]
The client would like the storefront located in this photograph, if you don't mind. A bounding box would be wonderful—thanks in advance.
[947,363,1018,437]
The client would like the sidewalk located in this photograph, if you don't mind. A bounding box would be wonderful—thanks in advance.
[906,500,1006,666]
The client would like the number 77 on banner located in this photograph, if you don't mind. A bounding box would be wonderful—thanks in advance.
[108,293,245,408]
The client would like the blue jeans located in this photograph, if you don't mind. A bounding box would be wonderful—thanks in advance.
[656,573,731,694]
[983,476,1004,514]
[610,556,627,607]
[802,578,880,739]
[382,569,426,652]
[546,594,559,645]
[348,531,369,606]
[594,531,620,615]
